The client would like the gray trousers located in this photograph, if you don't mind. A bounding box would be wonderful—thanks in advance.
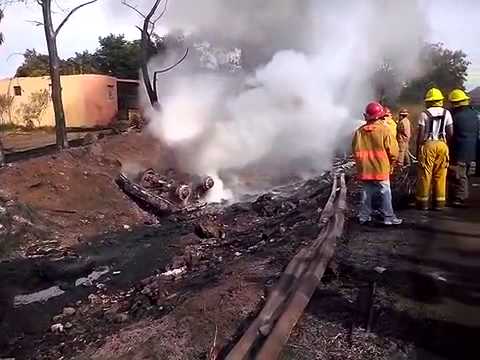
[359,180,396,222]
[449,162,470,202]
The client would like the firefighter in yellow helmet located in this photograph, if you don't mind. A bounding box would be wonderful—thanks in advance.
[447,89,480,206]
[415,88,454,210]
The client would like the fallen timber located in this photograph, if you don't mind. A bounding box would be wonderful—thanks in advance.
[115,169,214,216]
[226,171,347,360]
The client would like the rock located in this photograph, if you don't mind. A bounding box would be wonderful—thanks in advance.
[114,313,129,323]
[51,323,64,333]
[235,252,242,257]
[88,294,100,304]
[123,224,131,230]
[53,314,64,322]
[194,220,224,239]
[104,306,120,321]
[62,307,76,316]
[82,133,97,146]
[64,322,73,329]
[0,189,14,202]
[179,233,201,245]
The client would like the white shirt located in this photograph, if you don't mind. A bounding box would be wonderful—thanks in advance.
[418,107,453,141]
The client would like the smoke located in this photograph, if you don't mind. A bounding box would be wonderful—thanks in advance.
[139,0,428,201]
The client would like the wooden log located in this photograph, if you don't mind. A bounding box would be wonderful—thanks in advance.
[257,175,346,360]
[116,173,175,214]
[225,176,340,360]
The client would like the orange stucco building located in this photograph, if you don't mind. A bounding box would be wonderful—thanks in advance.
[0,74,139,128]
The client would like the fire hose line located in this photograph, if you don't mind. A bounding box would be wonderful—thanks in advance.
[226,172,347,360]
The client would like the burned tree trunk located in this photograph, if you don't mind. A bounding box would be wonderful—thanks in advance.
[41,0,68,149]
[122,0,188,110]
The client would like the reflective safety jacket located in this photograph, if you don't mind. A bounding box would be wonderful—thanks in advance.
[352,120,399,181]
[384,117,397,137]
[397,117,411,144]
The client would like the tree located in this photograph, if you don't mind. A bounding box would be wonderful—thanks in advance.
[400,43,470,102]
[1,0,99,149]
[0,94,14,123]
[372,59,402,108]
[16,89,49,128]
[16,49,51,76]
[122,0,188,108]
[15,35,143,79]
[95,34,141,79]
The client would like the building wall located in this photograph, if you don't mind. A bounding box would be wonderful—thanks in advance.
[0,74,118,127]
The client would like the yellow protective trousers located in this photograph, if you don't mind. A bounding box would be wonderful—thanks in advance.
[416,140,449,208]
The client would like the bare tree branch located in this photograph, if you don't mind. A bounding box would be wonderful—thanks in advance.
[6,52,25,62]
[154,48,189,75]
[26,19,44,26]
[121,0,147,19]
[55,0,98,36]
[153,47,189,94]
[151,0,168,25]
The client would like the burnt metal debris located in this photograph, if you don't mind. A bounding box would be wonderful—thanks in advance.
[116,168,215,215]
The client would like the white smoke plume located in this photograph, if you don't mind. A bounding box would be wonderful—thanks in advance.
[133,0,429,201]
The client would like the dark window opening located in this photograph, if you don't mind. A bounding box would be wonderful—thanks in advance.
[14,86,22,96]
[107,85,115,100]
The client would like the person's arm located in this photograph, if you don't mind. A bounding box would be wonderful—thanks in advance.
[446,124,454,143]
[445,110,454,146]
[404,119,412,140]
[416,126,425,157]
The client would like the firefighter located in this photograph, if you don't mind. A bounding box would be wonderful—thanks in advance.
[447,89,480,206]
[415,88,454,210]
[383,107,397,137]
[352,102,402,225]
[397,108,411,167]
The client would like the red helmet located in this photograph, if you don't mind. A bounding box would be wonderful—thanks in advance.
[364,102,385,121]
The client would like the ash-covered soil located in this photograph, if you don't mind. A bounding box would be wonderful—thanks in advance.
[1,133,478,360]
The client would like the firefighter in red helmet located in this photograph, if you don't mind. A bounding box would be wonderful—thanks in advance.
[352,102,402,225]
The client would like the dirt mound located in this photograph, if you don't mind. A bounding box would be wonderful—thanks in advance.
[0,132,162,256]
[0,190,53,260]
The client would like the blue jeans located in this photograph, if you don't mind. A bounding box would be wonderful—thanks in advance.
[359,180,396,222]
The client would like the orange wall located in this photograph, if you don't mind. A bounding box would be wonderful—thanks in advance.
[0,74,118,127]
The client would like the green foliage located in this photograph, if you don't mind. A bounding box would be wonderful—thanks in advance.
[400,43,470,102]
[16,49,51,77]
[95,34,142,79]
[15,34,144,79]
[16,89,50,128]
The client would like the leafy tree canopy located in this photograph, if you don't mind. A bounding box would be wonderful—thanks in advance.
[373,43,471,105]
[15,34,142,79]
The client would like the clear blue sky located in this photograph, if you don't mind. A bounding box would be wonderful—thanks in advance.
[1,0,479,89]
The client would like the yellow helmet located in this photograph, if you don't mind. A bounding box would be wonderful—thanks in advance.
[448,89,470,103]
[424,88,444,102]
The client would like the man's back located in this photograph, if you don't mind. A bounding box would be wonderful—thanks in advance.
[451,106,479,162]
[352,121,398,181]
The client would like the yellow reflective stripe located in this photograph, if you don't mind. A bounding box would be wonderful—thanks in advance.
[416,196,429,201]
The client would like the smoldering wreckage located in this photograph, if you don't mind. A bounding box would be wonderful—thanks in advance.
[0,132,425,359]
[1,1,478,359]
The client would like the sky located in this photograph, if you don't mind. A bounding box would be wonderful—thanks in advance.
[1,0,480,89]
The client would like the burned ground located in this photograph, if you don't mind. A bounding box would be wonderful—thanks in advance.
[0,132,479,360]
